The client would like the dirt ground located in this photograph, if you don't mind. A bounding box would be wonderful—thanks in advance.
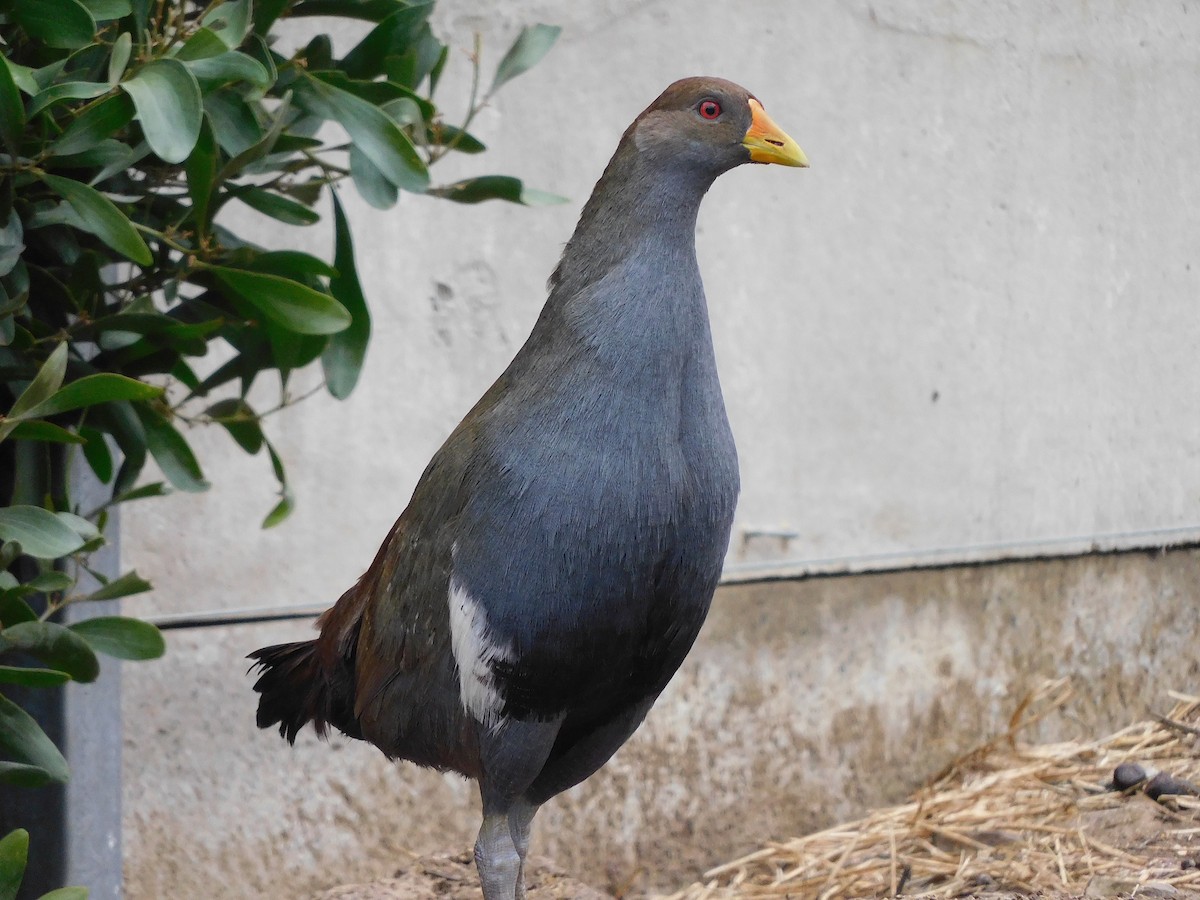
[314,850,613,899]
[317,683,1200,899]
[314,794,1199,899]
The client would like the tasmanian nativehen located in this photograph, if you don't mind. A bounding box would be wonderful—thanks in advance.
[250,76,806,899]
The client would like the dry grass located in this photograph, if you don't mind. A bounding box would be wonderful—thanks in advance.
[663,679,1200,899]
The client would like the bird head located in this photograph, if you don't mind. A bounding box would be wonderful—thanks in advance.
[629,76,808,177]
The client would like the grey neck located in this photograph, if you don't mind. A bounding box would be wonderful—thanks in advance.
[547,143,717,307]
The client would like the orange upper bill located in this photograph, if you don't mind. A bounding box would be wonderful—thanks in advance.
[742,98,808,167]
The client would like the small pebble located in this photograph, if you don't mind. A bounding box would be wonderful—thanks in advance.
[1112,762,1147,790]
[1145,771,1200,801]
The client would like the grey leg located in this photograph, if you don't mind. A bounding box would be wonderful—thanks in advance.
[475,811,521,900]
[475,717,561,900]
[508,799,539,899]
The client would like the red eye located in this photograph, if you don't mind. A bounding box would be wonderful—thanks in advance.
[698,99,721,119]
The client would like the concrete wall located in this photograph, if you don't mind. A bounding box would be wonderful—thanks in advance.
[123,549,1200,897]
[117,1,1200,897]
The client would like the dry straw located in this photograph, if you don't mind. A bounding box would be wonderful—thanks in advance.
[664,679,1200,899]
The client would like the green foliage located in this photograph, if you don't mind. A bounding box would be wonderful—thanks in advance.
[0,827,86,899]
[0,1,560,888]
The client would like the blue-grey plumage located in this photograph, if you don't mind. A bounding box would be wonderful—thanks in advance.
[250,75,806,899]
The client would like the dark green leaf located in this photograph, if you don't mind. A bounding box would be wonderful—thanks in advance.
[213,90,289,182]
[40,887,89,900]
[29,60,68,92]
[427,123,485,154]
[429,43,449,96]
[56,512,99,544]
[80,570,151,602]
[186,117,217,232]
[253,0,289,34]
[204,87,263,156]
[9,372,163,421]
[0,595,37,626]
[7,343,67,421]
[491,24,560,93]
[39,174,153,265]
[236,188,320,225]
[208,265,351,335]
[249,251,337,281]
[0,506,85,559]
[261,438,292,527]
[49,137,131,171]
[382,25,444,90]
[0,211,23,278]
[290,0,399,20]
[0,622,99,682]
[93,141,149,186]
[296,72,428,192]
[340,2,434,80]
[28,81,110,116]
[175,27,229,62]
[12,0,97,50]
[0,828,29,898]
[170,359,202,393]
[349,144,397,209]
[3,61,38,96]
[0,60,25,153]
[107,481,168,506]
[81,0,132,19]
[134,406,209,493]
[263,320,325,378]
[266,438,286,482]
[381,96,422,128]
[104,401,148,496]
[0,666,70,687]
[132,0,150,31]
[261,489,293,529]
[428,175,567,206]
[7,422,85,444]
[322,193,371,399]
[205,398,263,453]
[0,762,58,788]
[121,59,203,163]
[184,51,270,91]
[50,92,135,157]
[0,693,70,786]
[191,339,267,396]
[108,31,132,83]
[26,571,73,592]
[201,0,252,49]
[70,616,164,660]
[307,71,432,118]
[80,426,114,483]
[245,34,277,86]
[101,312,224,342]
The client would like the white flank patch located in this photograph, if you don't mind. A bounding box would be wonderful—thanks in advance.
[447,575,514,728]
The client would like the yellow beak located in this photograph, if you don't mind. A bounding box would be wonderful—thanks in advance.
[742,98,808,168]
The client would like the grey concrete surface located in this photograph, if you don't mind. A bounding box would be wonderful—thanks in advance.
[117,1,1200,897]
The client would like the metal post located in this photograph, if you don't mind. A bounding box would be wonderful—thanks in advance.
[0,466,122,898]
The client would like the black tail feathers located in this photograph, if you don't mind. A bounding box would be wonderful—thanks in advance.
[248,640,361,743]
